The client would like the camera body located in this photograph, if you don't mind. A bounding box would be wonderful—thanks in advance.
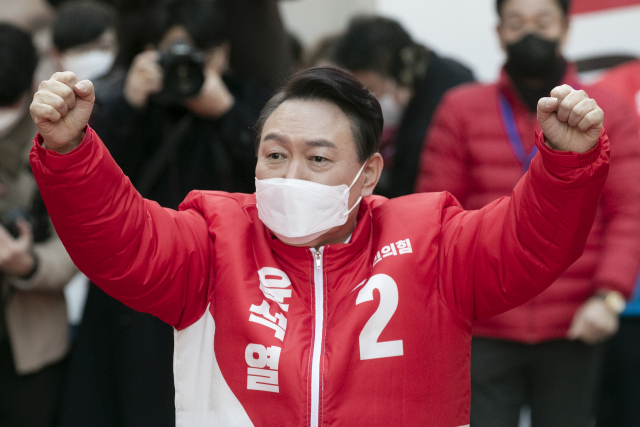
[1,207,33,239]
[157,42,206,102]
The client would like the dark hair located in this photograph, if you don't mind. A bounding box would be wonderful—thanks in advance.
[150,0,226,50]
[0,24,38,106]
[333,15,430,88]
[111,0,161,68]
[497,0,571,16]
[53,1,116,52]
[254,67,382,163]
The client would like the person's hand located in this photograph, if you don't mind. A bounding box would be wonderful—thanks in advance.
[567,296,619,344]
[30,72,95,154]
[537,85,604,153]
[0,219,35,277]
[124,50,163,108]
[185,67,235,119]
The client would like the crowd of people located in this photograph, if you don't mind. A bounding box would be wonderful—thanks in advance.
[0,0,639,426]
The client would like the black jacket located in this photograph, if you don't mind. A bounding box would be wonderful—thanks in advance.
[92,75,270,209]
[382,51,475,198]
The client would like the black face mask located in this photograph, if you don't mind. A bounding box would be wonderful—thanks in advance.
[506,33,560,79]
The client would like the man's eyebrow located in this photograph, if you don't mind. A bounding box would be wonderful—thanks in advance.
[263,133,288,143]
[306,139,338,149]
[262,133,337,149]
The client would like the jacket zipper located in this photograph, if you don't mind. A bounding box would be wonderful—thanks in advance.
[310,247,324,427]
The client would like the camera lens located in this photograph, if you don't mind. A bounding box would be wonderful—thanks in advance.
[159,42,205,101]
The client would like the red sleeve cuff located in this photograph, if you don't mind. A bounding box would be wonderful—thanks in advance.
[535,128,605,169]
[33,124,93,171]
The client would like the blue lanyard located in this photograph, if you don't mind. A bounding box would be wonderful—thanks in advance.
[498,93,537,173]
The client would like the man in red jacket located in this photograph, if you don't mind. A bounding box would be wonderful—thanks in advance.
[593,60,640,427]
[416,0,640,426]
[28,64,607,427]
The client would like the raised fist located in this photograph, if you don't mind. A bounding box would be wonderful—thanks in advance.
[537,85,604,154]
[30,72,95,154]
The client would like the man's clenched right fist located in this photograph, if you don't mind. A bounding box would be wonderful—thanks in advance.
[30,72,95,154]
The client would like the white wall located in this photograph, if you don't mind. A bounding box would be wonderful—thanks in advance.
[376,0,500,82]
[279,0,376,46]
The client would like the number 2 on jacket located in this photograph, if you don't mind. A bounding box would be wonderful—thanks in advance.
[356,274,404,360]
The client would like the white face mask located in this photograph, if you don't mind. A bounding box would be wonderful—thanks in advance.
[0,97,28,138]
[255,163,366,245]
[378,91,404,129]
[61,50,115,82]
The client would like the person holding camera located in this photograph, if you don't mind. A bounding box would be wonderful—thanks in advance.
[92,0,270,207]
[58,1,271,426]
[0,23,77,427]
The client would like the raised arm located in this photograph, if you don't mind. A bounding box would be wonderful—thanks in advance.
[437,85,609,321]
[29,72,213,329]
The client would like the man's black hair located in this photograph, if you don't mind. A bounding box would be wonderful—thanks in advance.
[53,1,116,52]
[333,15,429,88]
[497,0,571,16]
[150,0,226,50]
[254,67,383,163]
[0,24,38,106]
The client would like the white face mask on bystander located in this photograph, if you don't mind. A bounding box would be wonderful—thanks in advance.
[61,50,115,82]
[255,163,366,245]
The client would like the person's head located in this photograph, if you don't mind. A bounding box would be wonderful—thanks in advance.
[497,0,571,79]
[150,0,229,73]
[334,16,428,128]
[53,1,117,81]
[254,67,384,247]
[0,23,37,136]
[0,23,38,107]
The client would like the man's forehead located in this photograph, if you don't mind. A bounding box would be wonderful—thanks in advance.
[502,0,563,17]
[260,99,356,151]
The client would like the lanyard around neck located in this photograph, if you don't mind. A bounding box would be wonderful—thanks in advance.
[498,93,538,173]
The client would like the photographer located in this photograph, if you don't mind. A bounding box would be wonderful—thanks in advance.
[0,23,77,427]
[59,1,270,425]
[92,0,270,206]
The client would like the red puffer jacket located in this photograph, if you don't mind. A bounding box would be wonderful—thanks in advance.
[31,126,607,426]
[416,66,640,343]
[596,60,640,119]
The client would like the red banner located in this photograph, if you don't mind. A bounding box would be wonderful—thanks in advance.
[572,0,640,14]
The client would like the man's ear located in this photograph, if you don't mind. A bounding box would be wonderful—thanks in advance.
[360,153,383,198]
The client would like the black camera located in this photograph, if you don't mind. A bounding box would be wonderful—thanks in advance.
[157,42,206,102]
[1,208,34,239]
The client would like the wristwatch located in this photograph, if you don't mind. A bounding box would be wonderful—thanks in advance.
[597,290,627,315]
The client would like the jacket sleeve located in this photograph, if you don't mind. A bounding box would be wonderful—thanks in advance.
[29,126,213,329]
[8,225,77,292]
[414,93,469,203]
[438,131,609,321]
[590,98,640,297]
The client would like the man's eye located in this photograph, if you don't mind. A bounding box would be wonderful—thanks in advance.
[311,156,326,163]
[268,153,284,160]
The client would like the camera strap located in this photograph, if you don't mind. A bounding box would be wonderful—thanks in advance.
[135,114,194,198]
